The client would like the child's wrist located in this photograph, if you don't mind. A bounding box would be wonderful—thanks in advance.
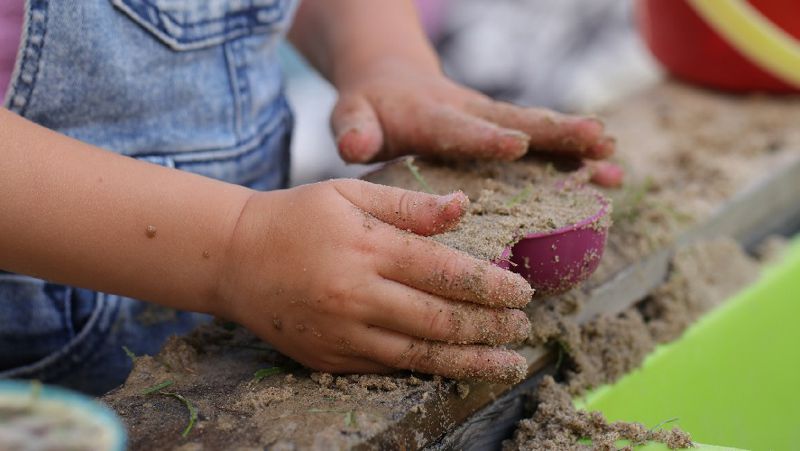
[199,187,262,319]
[206,189,277,322]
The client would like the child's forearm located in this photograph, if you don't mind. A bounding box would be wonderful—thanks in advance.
[0,113,537,381]
[0,108,252,314]
[288,0,440,88]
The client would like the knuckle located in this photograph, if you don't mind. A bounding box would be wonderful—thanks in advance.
[322,278,373,319]
[431,251,471,293]
[346,286,373,319]
[396,190,413,223]
[320,179,344,194]
[491,310,524,344]
[352,231,380,255]
[322,279,354,313]
[403,341,433,371]
[512,309,531,335]
[424,306,450,341]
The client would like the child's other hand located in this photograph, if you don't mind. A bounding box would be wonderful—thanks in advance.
[331,60,622,187]
[215,180,533,382]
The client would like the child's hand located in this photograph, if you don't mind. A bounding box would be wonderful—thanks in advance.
[331,60,622,187]
[215,179,533,382]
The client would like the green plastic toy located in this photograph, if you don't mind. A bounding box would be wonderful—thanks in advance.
[579,236,800,450]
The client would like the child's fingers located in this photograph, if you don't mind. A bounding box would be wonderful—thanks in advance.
[378,234,534,309]
[409,104,530,161]
[355,326,527,383]
[586,160,625,187]
[466,98,615,159]
[331,93,384,163]
[333,179,468,236]
[358,279,529,345]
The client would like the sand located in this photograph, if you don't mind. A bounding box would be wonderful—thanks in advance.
[103,324,455,450]
[103,82,800,450]
[101,155,614,450]
[529,238,759,394]
[565,239,759,393]
[503,376,692,451]
[364,157,608,261]
[500,82,800,450]
[640,239,761,344]
[104,239,761,450]
[504,238,762,450]
[593,84,800,283]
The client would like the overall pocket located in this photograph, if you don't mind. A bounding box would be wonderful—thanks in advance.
[111,0,294,50]
[0,273,113,383]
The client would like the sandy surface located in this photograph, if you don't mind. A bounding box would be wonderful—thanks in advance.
[504,238,763,450]
[504,376,692,450]
[103,82,800,450]
[503,81,800,450]
[594,84,800,281]
[104,324,454,450]
[364,157,608,261]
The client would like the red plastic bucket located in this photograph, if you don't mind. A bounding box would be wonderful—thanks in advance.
[637,0,800,92]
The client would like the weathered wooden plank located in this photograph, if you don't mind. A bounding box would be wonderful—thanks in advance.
[687,152,800,247]
[426,365,555,451]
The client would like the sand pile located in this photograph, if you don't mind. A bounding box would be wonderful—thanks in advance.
[504,238,763,450]
[503,376,692,450]
[103,82,800,450]
[364,157,607,261]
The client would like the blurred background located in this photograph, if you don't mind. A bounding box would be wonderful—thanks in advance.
[284,0,663,186]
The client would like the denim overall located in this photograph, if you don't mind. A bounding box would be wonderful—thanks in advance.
[1,0,298,395]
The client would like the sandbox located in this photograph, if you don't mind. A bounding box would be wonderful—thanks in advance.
[100,81,800,450]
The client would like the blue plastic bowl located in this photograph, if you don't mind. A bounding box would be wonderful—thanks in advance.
[0,379,126,450]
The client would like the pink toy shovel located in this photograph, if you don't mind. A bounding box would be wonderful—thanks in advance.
[495,191,610,296]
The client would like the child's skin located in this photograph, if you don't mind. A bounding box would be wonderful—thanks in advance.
[0,1,621,380]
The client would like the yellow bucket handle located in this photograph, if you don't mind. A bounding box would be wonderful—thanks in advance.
[688,0,800,88]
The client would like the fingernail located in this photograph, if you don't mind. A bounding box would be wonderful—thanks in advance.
[512,310,531,343]
[507,272,534,307]
[587,136,616,159]
[336,126,360,142]
[500,130,531,159]
[490,272,534,309]
[505,352,528,384]
[571,116,604,134]
[437,191,469,214]
[337,128,362,159]
[431,192,469,233]
[586,117,605,129]
[488,350,527,384]
[590,161,624,187]
[502,129,530,143]
[598,160,623,177]
[337,127,381,164]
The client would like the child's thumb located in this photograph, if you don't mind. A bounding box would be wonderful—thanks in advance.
[333,180,469,236]
[331,94,384,163]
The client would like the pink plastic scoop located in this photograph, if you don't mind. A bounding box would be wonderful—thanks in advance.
[494,191,610,297]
